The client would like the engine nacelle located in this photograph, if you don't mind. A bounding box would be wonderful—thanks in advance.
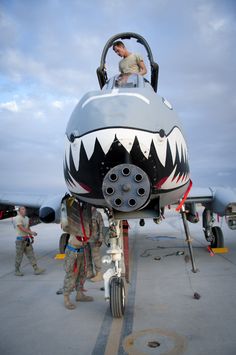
[211,188,236,217]
[39,195,62,223]
[226,215,236,230]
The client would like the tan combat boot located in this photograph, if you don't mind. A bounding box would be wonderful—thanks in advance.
[90,271,103,282]
[15,269,24,276]
[33,266,45,275]
[64,294,76,310]
[76,290,94,302]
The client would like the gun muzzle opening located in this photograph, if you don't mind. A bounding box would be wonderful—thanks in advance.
[128,199,136,207]
[114,198,122,207]
[106,187,114,195]
[137,187,145,196]
[135,174,143,182]
[109,173,118,182]
[122,167,130,176]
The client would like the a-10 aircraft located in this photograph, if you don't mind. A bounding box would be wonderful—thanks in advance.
[1,32,236,317]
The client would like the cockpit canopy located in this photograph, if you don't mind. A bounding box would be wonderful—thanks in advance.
[97,32,159,92]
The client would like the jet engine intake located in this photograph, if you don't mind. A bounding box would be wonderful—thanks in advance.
[102,164,150,212]
[39,195,62,223]
[39,207,55,223]
[226,215,236,230]
[212,188,236,216]
[225,203,236,230]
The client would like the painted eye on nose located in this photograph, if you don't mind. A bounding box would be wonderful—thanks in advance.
[70,133,75,142]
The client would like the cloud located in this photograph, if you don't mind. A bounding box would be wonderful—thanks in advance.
[0,0,235,194]
[52,100,64,110]
[0,100,19,112]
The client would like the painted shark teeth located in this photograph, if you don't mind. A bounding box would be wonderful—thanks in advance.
[116,129,153,158]
[82,129,121,159]
[65,127,188,181]
[116,129,136,153]
[167,127,187,165]
[71,140,81,171]
[153,136,167,167]
[65,137,71,168]
[135,131,153,159]
[94,130,118,155]
[161,168,189,190]
[161,166,177,190]
[67,173,89,194]
[80,133,96,160]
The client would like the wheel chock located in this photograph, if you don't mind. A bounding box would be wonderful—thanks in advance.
[211,247,229,254]
[54,253,65,259]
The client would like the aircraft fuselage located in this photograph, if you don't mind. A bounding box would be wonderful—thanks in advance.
[64,74,190,213]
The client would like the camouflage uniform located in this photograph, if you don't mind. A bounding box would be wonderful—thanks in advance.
[90,209,104,274]
[63,203,92,296]
[63,248,86,295]
[14,214,38,271]
[15,239,37,270]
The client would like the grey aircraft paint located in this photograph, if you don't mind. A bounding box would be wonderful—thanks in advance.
[64,73,190,212]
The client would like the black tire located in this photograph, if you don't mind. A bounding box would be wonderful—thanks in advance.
[110,276,125,318]
[210,226,224,248]
[59,233,70,253]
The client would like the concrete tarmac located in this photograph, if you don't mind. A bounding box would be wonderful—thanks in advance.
[0,210,236,355]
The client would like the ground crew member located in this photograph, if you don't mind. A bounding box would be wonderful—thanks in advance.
[63,202,94,310]
[90,207,104,282]
[14,206,45,276]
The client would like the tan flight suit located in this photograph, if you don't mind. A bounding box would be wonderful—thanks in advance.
[119,53,144,74]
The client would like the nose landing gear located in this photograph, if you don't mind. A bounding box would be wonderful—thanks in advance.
[103,213,127,318]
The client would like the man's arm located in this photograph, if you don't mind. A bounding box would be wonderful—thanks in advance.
[138,60,147,76]
[17,224,37,236]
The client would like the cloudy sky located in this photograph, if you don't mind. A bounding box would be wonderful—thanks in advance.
[0,0,235,195]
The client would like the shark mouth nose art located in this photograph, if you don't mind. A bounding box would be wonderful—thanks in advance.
[64,126,190,199]
[102,164,151,212]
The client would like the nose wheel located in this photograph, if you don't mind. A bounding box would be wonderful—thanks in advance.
[110,276,125,318]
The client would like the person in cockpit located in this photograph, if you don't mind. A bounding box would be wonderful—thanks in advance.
[113,41,147,76]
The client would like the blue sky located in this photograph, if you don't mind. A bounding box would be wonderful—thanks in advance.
[0,0,235,193]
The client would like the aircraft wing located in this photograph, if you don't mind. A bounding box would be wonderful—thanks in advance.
[186,186,236,214]
[0,191,66,223]
[0,192,49,209]
[184,186,236,230]
[186,187,216,205]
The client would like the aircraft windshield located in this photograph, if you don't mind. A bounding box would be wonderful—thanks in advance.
[105,73,146,90]
[115,74,138,88]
